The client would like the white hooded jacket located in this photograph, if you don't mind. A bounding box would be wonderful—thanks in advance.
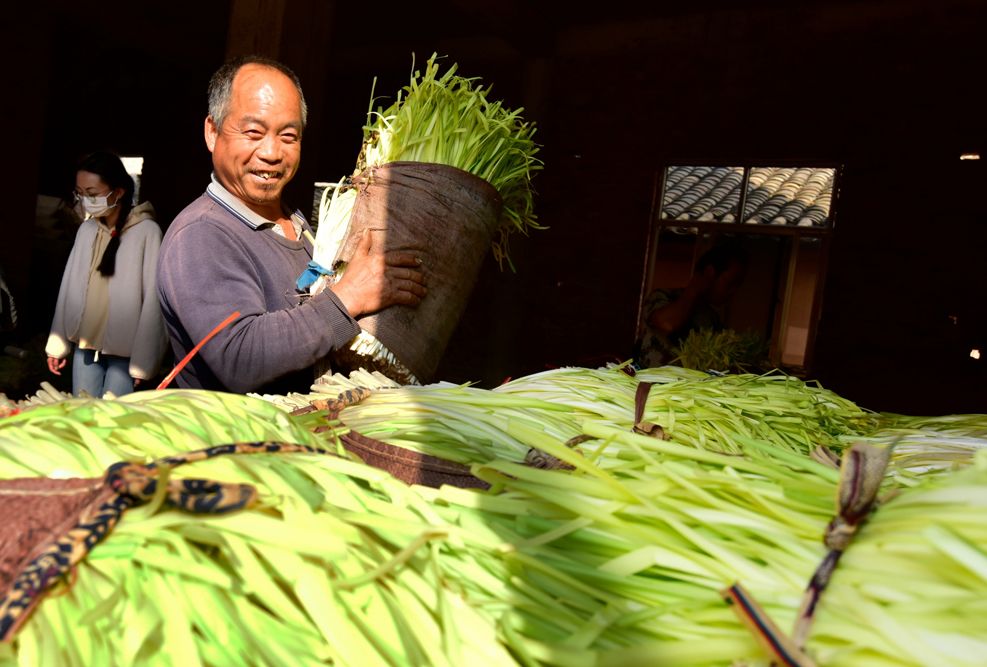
[46,202,168,380]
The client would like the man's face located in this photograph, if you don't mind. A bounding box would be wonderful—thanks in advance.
[205,64,303,217]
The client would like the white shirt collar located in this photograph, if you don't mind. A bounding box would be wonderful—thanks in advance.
[206,173,305,238]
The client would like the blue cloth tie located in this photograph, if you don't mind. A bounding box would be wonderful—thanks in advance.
[296,260,335,291]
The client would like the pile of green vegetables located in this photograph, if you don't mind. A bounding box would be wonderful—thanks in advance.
[1,367,986,666]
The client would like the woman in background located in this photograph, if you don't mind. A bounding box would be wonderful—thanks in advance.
[46,150,168,397]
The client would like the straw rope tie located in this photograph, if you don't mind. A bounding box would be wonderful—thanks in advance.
[721,442,893,667]
[524,380,670,470]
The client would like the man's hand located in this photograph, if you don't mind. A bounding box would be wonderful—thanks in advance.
[332,230,427,318]
[47,356,67,375]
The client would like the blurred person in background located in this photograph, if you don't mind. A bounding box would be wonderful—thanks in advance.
[635,238,748,369]
[46,150,168,397]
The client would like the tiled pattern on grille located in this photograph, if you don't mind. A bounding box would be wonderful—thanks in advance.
[660,165,835,226]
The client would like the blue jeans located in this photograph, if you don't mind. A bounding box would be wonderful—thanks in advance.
[72,347,134,398]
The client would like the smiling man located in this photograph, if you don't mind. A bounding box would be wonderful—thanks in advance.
[157,55,427,394]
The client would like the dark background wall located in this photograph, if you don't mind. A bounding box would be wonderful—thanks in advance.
[5,0,985,414]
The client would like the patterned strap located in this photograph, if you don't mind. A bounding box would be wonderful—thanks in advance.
[0,440,335,642]
[317,387,374,418]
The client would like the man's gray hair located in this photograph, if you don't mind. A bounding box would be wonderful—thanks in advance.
[207,55,308,130]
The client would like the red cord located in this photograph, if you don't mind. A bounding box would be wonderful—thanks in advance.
[156,311,240,390]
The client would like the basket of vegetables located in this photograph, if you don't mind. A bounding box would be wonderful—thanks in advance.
[310,53,542,385]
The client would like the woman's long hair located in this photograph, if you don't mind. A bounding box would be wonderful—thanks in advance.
[77,151,135,277]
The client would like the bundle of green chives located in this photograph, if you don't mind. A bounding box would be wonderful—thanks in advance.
[0,392,536,666]
[673,327,771,374]
[312,52,542,279]
[839,411,987,476]
[323,365,886,471]
[3,380,987,666]
[307,55,544,377]
[358,53,543,266]
[0,390,334,478]
[451,428,987,666]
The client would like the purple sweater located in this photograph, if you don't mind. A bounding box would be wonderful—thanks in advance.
[157,187,359,394]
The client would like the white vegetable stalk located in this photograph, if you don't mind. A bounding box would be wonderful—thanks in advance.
[309,177,356,294]
[308,177,418,384]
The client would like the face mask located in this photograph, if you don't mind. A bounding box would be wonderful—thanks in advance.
[79,192,118,219]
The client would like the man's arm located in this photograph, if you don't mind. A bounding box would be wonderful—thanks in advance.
[648,290,700,336]
[158,222,360,393]
[647,267,715,336]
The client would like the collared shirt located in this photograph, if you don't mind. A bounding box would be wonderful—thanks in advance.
[206,173,305,240]
[157,182,360,394]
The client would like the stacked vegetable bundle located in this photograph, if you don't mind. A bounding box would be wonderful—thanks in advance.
[673,327,771,374]
[310,54,543,384]
[314,52,542,273]
[300,366,882,468]
[1,368,986,666]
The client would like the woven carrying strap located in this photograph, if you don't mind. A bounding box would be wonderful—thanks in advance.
[294,387,490,490]
[0,440,335,642]
[342,430,489,489]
